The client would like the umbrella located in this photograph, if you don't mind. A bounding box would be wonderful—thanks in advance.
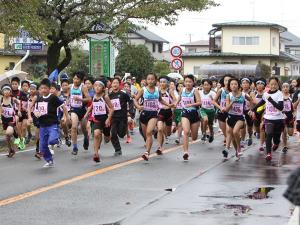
[167,73,184,80]
[0,70,28,87]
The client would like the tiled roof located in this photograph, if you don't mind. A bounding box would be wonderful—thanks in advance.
[212,21,287,32]
[281,31,300,47]
[181,40,209,46]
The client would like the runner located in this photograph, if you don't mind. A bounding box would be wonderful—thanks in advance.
[199,79,216,143]
[60,79,71,146]
[212,74,233,147]
[173,82,184,144]
[11,77,28,150]
[292,80,300,142]
[240,77,255,147]
[21,80,33,144]
[134,73,173,161]
[84,77,95,139]
[0,84,18,158]
[156,76,177,155]
[109,78,131,156]
[29,78,70,168]
[123,82,135,143]
[224,78,252,159]
[253,78,266,151]
[251,77,285,162]
[282,82,294,153]
[84,79,114,163]
[69,71,91,155]
[27,82,42,159]
[175,75,201,161]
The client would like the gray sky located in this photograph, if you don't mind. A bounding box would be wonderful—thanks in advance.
[146,0,300,46]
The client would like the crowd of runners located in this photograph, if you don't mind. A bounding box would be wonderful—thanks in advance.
[1,71,300,168]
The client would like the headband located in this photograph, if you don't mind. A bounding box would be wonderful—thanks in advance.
[95,81,105,87]
[30,83,38,89]
[256,80,266,86]
[241,78,251,83]
[2,86,11,91]
[160,78,169,83]
[282,82,289,86]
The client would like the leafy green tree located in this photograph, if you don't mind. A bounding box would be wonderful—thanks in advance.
[258,63,271,79]
[0,0,216,74]
[153,61,171,76]
[60,45,89,77]
[116,44,154,80]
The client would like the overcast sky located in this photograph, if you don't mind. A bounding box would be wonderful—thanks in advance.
[145,0,300,46]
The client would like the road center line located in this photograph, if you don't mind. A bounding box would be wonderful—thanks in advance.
[0,140,201,207]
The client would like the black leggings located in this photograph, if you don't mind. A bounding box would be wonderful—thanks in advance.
[264,119,284,154]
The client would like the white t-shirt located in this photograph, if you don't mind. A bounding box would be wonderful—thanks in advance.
[199,90,216,110]
[263,91,285,120]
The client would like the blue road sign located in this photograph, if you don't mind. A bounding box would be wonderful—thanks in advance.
[14,43,43,51]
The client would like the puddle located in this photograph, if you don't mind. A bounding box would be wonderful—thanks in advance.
[247,187,275,200]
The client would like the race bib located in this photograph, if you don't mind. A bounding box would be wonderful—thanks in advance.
[229,103,243,115]
[37,102,48,116]
[70,95,83,108]
[176,101,183,109]
[202,98,213,109]
[64,99,71,111]
[244,100,250,111]
[283,101,291,112]
[111,99,121,111]
[181,97,194,108]
[220,99,226,108]
[93,101,106,116]
[21,101,28,111]
[144,99,159,111]
[265,102,278,115]
[2,107,14,118]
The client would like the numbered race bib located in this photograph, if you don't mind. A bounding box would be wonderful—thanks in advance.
[64,99,71,111]
[283,101,291,112]
[176,101,183,110]
[181,97,194,108]
[265,102,278,116]
[70,95,83,108]
[220,99,226,108]
[2,107,14,118]
[21,101,28,111]
[144,99,159,111]
[93,101,106,116]
[111,99,121,111]
[202,98,213,109]
[160,96,170,109]
[37,102,48,116]
[244,100,250,111]
[229,103,243,115]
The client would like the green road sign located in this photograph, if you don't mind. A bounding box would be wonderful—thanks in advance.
[14,43,23,50]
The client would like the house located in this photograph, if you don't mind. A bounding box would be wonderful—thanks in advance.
[126,28,169,61]
[181,40,209,53]
[0,33,22,73]
[182,21,300,77]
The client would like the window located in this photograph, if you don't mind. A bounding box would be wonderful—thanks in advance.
[272,37,276,47]
[232,36,259,45]
[158,43,163,53]
[9,62,15,70]
[152,43,156,52]
[194,66,201,75]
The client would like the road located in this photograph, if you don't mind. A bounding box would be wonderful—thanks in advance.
[0,130,297,225]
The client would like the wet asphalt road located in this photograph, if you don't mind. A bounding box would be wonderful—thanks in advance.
[0,131,298,225]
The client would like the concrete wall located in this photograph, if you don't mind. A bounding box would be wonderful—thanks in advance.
[0,55,22,74]
[0,33,5,49]
[222,27,279,55]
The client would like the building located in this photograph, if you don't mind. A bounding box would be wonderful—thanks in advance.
[182,21,300,77]
[181,40,209,53]
[0,33,22,73]
[126,28,169,61]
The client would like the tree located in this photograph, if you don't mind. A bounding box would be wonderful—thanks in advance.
[60,45,89,76]
[0,0,217,74]
[116,44,154,80]
[153,61,171,76]
[258,63,271,79]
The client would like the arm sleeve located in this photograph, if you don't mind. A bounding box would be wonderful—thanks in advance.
[268,98,283,111]
[292,90,300,103]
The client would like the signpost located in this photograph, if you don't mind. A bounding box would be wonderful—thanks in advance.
[170,46,183,71]
[89,38,115,78]
[14,43,43,51]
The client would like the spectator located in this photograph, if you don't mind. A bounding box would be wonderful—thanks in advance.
[132,77,141,91]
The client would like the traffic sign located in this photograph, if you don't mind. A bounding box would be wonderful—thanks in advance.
[170,46,183,58]
[171,58,183,70]
[14,43,43,51]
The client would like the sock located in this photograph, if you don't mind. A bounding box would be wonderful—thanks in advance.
[73,144,78,149]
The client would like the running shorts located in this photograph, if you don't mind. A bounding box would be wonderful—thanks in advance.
[227,114,245,129]
[93,116,111,137]
[182,109,200,125]
[70,107,86,121]
[158,109,173,126]
[139,111,158,125]
[200,108,215,125]
[174,109,182,125]
[217,111,228,123]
